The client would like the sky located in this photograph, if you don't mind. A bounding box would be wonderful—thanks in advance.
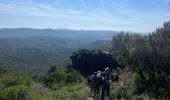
[0,0,170,32]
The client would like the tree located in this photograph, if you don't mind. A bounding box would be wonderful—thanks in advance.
[111,22,170,99]
[48,64,59,73]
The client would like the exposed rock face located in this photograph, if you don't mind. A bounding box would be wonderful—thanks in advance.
[68,49,120,76]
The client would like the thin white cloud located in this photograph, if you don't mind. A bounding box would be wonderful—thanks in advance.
[0,0,169,32]
[0,0,120,20]
[0,1,83,19]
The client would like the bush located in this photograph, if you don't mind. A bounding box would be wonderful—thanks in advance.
[132,72,141,84]
[65,72,83,83]
[42,71,83,88]
[46,83,89,100]
[1,73,32,88]
[0,70,43,100]
[0,85,39,100]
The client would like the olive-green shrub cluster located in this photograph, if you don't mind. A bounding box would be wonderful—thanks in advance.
[0,64,41,100]
[45,83,89,100]
[111,22,170,99]
[42,70,83,89]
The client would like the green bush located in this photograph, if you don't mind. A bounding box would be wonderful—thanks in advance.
[46,83,89,100]
[65,72,83,83]
[0,85,39,100]
[1,73,32,88]
[42,71,83,88]
[132,72,141,84]
[0,72,42,100]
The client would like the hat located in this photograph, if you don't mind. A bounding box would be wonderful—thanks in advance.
[94,72,97,75]
[113,69,116,72]
[105,67,109,71]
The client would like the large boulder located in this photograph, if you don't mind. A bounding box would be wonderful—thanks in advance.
[67,49,120,76]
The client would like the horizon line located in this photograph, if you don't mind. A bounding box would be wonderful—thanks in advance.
[0,27,150,34]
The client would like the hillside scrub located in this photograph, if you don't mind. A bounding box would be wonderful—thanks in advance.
[111,22,170,99]
[0,66,42,100]
[41,70,83,89]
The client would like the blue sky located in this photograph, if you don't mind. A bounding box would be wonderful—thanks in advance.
[0,0,170,32]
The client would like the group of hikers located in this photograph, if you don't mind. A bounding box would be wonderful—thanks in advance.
[87,67,119,100]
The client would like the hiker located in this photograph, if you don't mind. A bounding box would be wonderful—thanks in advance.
[111,70,119,82]
[87,67,119,99]
[95,71,102,98]
[87,72,100,98]
[105,67,111,78]
[97,71,101,77]
[87,75,93,95]
[91,72,100,98]
[100,67,111,100]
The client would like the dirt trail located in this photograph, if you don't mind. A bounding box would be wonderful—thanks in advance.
[86,97,94,100]
[86,97,100,100]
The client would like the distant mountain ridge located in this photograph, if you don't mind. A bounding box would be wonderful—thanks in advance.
[0,28,117,40]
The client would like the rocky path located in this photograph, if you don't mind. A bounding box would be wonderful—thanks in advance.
[86,97,94,100]
[86,97,100,100]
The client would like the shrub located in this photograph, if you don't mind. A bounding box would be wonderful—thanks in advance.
[46,83,89,100]
[1,73,32,88]
[0,72,42,100]
[65,72,83,83]
[0,85,40,100]
[42,71,83,88]
[132,72,141,84]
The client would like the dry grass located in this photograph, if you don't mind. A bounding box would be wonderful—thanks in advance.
[33,82,89,100]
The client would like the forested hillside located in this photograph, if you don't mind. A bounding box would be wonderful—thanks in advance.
[0,29,113,75]
[110,22,170,99]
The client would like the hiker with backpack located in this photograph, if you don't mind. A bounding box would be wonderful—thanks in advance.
[100,67,111,100]
[92,71,102,98]
[111,70,119,82]
[87,67,119,100]
[87,75,94,96]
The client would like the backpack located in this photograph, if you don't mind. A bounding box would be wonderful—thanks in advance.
[111,72,119,82]
[87,76,93,86]
[101,75,109,87]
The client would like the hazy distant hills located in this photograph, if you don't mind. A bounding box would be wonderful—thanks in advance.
[0,28,116,75]
[0,28,117,40]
